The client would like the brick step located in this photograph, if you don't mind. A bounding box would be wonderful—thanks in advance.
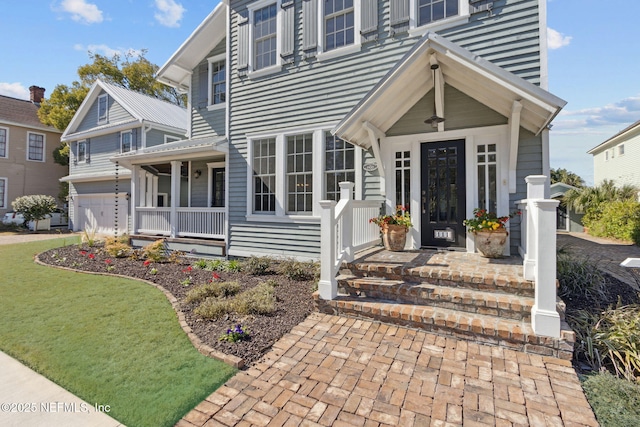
[313,294,575,360]
[341,263,536,297]
[338,276,534,321]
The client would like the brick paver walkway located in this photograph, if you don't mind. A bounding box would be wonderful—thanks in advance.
[177,313,598,427]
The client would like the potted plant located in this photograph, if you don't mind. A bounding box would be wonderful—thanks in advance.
[370,206,412,251]
[463,208,519,258]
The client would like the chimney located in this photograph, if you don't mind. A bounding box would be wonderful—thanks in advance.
[29,86,46,104]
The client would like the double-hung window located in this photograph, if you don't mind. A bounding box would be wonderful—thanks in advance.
[286,134,313,214]
[253,138,277,213]
[211,61,226,105]
[253,3,278,71]
[98,94,108,123]
[77,140,87,163]
[0,128,7,158]
[121,131,133,153]
[27,133,44,162]
[417,0,458,26]
[324,0,355,51]
[0,178,6,209]
[325,134,355,201]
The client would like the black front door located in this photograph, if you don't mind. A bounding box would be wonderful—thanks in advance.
[421,140,466,247]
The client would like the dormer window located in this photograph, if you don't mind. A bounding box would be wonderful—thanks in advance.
[98,94,108,123]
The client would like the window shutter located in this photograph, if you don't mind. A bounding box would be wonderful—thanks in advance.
[302,0,318,51]
[390,0,410,25]
[197,64,208,108]
[361,0,378,34]
[237,11,250,71]
[281,1,295,59]
[86,139,91,163]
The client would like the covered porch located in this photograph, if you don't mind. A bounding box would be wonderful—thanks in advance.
[113,136,228,242]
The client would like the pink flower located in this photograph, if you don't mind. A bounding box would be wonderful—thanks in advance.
[143,260,151,267]
[212,272,221,281]
[79,250,87,256]
[88,253,95,260]
[182,266,192,273]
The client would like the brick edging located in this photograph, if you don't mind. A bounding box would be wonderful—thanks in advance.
[33,253,245,369]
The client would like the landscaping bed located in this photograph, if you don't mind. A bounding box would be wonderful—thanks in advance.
[39,243,317,366]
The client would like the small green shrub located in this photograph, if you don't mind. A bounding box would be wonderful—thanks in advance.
[243,256,273,275]
[104,235,131,258]
[82,228,97,247]
[557,253,608,302]
[277,259,319,281]
[225,259,242,272]
[185,281,241,304]
[168,250,185,264]
[232,283,276,315]
[194,298,231,319]
[206,259,224,271]
[143,239,167,262]
[193,259,209,269]
[594,304,640,381]
[584,199,640,245]
[582,371,640,427]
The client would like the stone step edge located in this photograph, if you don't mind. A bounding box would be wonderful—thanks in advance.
[313,293,575,360]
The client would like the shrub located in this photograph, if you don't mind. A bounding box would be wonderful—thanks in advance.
[243,256,273,275]
[232,283,276,315]
[184,281,241,304]
[194,298,231,319]
[583,199,640,245]
[81,229,97,247]
[192,259,209,269]
[224,259,242,272]
[104,235,131,258]
[277,259,319,281]
[582,371,640,426]
[557,252,608,302]
[143,239,167,262]
[593,304,640,381]
[206,259,224,271]
[11,194,57,228]
[168,250,185,264]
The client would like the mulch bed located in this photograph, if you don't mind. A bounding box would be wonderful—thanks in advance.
[38,243,316,366]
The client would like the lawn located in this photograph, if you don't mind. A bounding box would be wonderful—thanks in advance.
[0,237,237,427]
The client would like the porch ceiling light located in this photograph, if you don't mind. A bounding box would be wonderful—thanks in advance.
[424,64,445,128]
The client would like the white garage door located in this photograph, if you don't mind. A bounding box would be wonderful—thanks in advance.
[77,194,128,235]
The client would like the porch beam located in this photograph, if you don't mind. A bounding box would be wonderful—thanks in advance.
[508,100,523,193]
[362,121,385,181]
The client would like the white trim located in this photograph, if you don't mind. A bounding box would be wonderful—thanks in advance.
[26,131,46,162]
[316,0,361,58]
[539,0,549,90]
[207,161,226,208]
[0,126,8,158]
[247,0,283,75]
[408,0,469,37]
[120,130,134,153]
[207,53,227,107]
[164,135,181,144]
[228,247,319,262]
[0,177,7,209]
[97,93,109,124]
[77,140,88,164]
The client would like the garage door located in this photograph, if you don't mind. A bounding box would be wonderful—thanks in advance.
[77,194,128,235]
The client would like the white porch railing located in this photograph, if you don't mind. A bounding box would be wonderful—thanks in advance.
[318,182,382,300]
[135,207,225,239]
[517,175,561,338]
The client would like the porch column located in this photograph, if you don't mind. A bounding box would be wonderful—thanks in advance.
[130,165,139,234]
[319,200,338,300]
[170,161,181,238]
[523,176,546,281]
[340,182,354,262]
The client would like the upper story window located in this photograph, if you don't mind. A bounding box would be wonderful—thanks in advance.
[77,140,87,163]
[98,94,108,123]
[605,151,609,161]
[121,131,133,153]
[324,0,355,51]
[27,132,45,162]
[417,0,458,26]
[619,144,625,156]
[0,128,7,158]
[253,4,278,70]
[0,178,6,209]
[210,60,226,105]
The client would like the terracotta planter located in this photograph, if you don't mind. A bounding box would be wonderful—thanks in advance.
[474,230,508,258]
[382,224,408,251]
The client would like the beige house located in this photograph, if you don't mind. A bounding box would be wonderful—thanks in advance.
[0,86,66,216]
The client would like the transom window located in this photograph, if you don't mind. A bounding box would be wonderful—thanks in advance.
[253,4,278,70]
[477,144,497,213]
[324,0,355,51]
[253,138,277,213]
[27,133,44,161]
[286,134,314,213]
[211,60,226,105]
[98,94,108,123]
[0,128,7,158]
[418,0,459,26]
[121,131,133,153]
[325,135,355,201]
[78,141,87,163]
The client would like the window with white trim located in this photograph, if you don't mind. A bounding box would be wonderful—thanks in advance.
[27,132,44,162]
[0,127,7,158]
[77,140,87,163]
[121,131,133,153]
[286,134,313,213]
[417,0,458,26]
[98,94,108,123]
[477,144,497,213]
[0,177,6,209]
[253,3,278,70]
[210,59,226,105]
[252,138,277,213]
[325,134,355,201]
[324,0,355,51]
[619,144,625,156]
[395,151,411,210]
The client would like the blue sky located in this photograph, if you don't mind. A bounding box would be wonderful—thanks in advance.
[1,0,638,186]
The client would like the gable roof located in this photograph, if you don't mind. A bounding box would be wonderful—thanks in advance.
[550,182,579,199]
[0,95,60,133]
[334,32,567,148]
[156,2,226,91]
[587,119,640,155]
[62,80,187,141]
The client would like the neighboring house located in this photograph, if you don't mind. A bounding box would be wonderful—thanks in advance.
[0,86,66,217]
[61,80,187,235]
[588,119,640,188]
[550,182,583,233]
[147,0,565,260]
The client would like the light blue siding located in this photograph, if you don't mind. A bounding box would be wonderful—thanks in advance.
[76,90,134,133]
[191,41,227,139]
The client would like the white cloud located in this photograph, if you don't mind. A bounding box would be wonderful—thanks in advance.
[0,82,30,100]
[60,0,103,24]
[74,44,143,59]
[547,28,572,50]
[556,95,640,131]
[154,0,186,28]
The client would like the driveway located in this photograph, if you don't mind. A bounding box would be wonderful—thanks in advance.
[0,230,77,246]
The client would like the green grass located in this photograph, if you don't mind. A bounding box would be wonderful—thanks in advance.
[0,238,237,427]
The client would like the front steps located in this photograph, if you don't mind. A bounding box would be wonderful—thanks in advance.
[314,249,575,360]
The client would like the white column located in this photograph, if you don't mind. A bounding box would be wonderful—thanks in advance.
[531,198,560,338]
[340,182,354,262]
[170,161,181,238]
[523,175,546,281]
[318,200,337,300]
[152,176,159,208]
[145,173,154,207]
[130,165,139,234]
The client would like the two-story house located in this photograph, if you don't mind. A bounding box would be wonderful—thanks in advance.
[588,119,640,189]
[61,80,188,236]
[0,86,66,217]
[152,0,565,260]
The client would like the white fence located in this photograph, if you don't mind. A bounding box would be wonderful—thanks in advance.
[135,207,225,239]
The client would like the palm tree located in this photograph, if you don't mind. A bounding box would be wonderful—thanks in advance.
[550,168,585,188]
[563,179,638,214]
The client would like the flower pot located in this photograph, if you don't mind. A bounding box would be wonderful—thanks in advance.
[474,230,508,258]
[382,224,408,251]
